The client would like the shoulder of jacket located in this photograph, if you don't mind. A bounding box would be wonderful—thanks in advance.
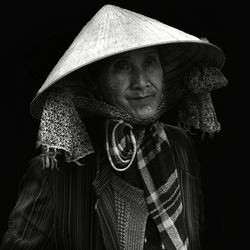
[161,123,192,148]
[162,123,200,176]
[29,152,96,174]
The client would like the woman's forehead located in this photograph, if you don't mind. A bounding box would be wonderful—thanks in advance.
[90,46,160,73]
[111,46,159,59]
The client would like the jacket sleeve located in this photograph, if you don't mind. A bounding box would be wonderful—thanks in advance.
[1,157,55,250]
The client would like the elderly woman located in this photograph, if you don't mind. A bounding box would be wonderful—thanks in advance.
[1,5,227,250]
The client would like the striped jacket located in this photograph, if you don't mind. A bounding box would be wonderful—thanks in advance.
[1,124,203,250]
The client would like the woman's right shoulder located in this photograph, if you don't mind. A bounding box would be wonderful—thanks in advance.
[26,153,68,179]
[28,152,96,176]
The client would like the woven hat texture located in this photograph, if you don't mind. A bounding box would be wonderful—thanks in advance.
[30,4,225,118]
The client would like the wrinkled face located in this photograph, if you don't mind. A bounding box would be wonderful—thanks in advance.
[97,47,164,120]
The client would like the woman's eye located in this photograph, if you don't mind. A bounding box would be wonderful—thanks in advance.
[145,56,157,66]
[114,60,131,72]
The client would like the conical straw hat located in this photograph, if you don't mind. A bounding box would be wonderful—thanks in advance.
[30,4,225,118]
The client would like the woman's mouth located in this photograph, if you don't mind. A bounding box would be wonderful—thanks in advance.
[131,95,152,100]
[128,95,154,106]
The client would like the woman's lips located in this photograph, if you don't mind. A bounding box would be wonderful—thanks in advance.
[128,92,155,99]
[128,95,154,105]
[130,95,152,99]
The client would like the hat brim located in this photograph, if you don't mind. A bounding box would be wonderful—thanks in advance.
[30,40,225,119]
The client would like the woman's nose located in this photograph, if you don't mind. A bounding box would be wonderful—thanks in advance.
[131,68,150,90]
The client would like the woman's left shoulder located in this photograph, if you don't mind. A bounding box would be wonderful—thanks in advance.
[161,123,200,176]
[161,123,194,149]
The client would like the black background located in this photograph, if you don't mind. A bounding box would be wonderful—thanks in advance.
[1,0,247,249]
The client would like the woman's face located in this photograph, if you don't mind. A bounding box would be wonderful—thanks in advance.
[97,47,164,120]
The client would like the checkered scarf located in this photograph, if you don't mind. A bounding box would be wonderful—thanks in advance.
[106,119,189,250]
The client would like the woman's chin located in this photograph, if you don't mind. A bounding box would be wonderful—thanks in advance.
[131,106,158,121]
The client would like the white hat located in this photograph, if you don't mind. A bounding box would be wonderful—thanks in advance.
[30,4,225,118]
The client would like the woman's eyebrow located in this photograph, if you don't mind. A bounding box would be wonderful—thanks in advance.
[112,55,130,61]
[144,50,158,56]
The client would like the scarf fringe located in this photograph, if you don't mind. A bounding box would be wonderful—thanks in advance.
[39,145,88,169]
[40,146,60,170]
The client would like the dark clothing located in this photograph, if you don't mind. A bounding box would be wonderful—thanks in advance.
[1,124,202,250]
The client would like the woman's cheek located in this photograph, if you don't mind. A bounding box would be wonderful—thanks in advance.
[105,84,122,105]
